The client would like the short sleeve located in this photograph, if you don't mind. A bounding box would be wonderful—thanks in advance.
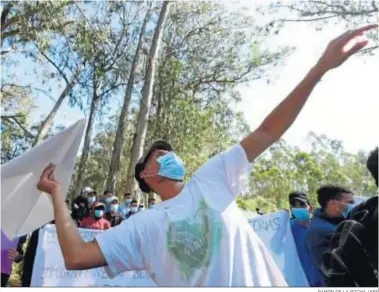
[95,217,144,278]
[193,143,252,198]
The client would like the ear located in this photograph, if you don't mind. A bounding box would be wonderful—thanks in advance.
[140,169,147,179]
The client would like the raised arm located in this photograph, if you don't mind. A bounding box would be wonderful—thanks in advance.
[37,164,106,270]
[241,24,377,162]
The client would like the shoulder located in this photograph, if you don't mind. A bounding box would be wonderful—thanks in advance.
[121,208,166,233]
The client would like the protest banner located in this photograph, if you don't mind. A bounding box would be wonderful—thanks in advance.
[249,210,309,287]
[31,225,156,287]
[33,211,306,287]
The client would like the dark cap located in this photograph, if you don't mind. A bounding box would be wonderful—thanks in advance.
[134,140,173,193]
[289,191,309,204]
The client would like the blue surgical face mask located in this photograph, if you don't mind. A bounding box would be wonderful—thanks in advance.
[292,208,310,221]
[110,204,119,212]
[151,152,185,180]
[105,197,112,204]
[131,207,138,213]
[149,204,155,209]
[342,203,354,218]
[94,210,104,218]
[88,197,96,204]
[125,199,132,204]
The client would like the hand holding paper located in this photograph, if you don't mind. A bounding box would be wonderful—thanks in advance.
[37,163,61,196]
[1,119,85,239]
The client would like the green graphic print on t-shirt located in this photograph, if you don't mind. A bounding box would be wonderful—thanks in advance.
[166,199,223,282]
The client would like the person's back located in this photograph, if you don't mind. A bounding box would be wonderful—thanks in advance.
[322,196,378,287]
[96,145,286,286]
[322,148,379,287]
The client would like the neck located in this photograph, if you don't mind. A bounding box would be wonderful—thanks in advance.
[157,181,185,201]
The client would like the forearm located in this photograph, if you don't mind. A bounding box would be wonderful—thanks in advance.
[51,190,84,266]
[259,62,328,139]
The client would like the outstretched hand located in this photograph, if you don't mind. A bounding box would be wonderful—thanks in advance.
[37,163,60,196]
[318,24,378,71]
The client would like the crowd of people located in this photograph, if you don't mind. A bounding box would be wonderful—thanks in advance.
[289,147,378,287]
[69,189,155,230]
[1,25,378,288]
[1,190,156,287]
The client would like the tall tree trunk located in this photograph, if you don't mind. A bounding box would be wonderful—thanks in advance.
[32,68,82,147]
[125,1,170,195]
[105,6,152,193]
[73,86,100,197]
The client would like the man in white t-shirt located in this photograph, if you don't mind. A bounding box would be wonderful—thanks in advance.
[35,25,377,287]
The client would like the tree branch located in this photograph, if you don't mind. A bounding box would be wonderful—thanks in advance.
[1,114,26,119]
[99,82,127,98]
[1,2,13,32]
[1,115,35,138]
[35,45,70,84]
[280,15,338,22]
[1,29,20,39]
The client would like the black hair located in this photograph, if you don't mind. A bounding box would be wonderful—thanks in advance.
[131,199,138,204]
[103,190,112,195]
[317,185,352,209]
[124,193,131,197]
[148,197,155,202]
[367,147,378,187]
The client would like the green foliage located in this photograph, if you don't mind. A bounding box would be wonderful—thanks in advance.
[261,0,378,55]
[243,134,377,213]
[1,1,375,212]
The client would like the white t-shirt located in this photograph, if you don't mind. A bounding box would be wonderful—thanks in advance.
[95,144,287,286]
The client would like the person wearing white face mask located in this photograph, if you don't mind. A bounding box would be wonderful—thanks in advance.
[34,25,377,287]
[305,185,355,285]
[148,197,156,209]
[120,193,133,219]
[87,191,97,207]
[128,200,139,217]
[104,197,123,227]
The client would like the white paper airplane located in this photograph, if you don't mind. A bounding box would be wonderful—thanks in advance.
[1,119,86,239]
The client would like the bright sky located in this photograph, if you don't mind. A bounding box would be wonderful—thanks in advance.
[25,1,378,154]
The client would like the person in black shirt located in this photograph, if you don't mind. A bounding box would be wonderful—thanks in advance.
[21,221,55,287]
[71,187,95,226]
